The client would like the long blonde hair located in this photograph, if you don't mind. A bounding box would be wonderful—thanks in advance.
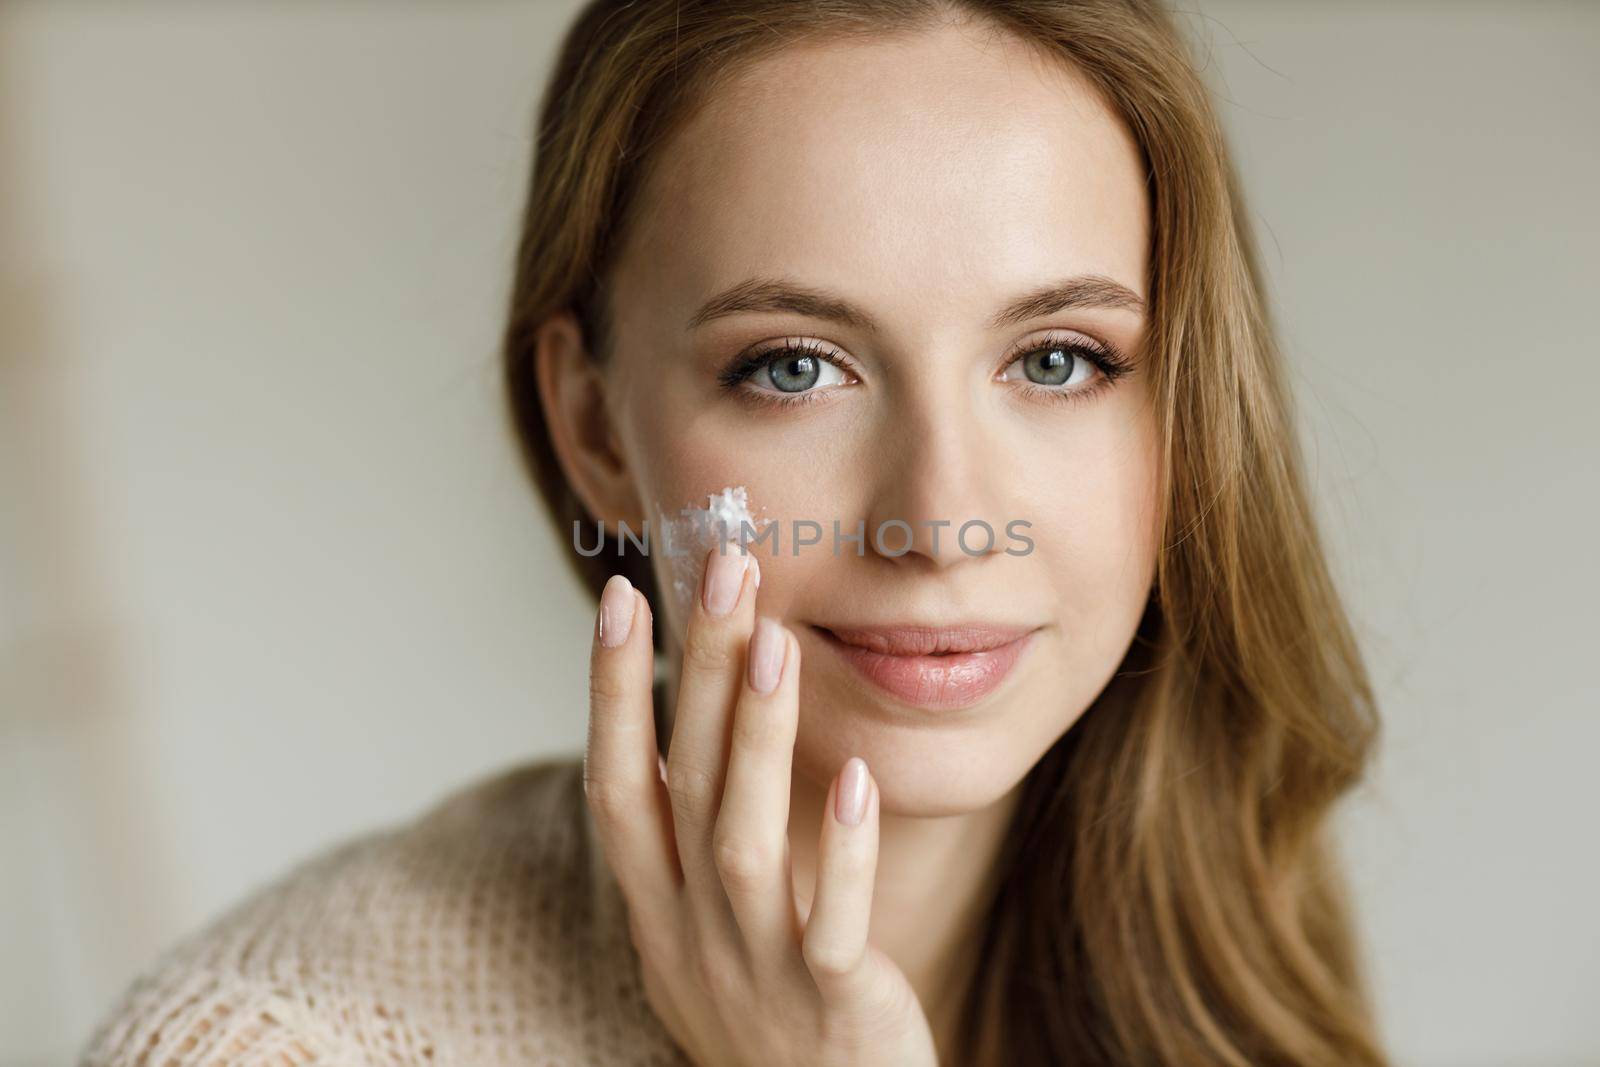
[501,2,1389,1063]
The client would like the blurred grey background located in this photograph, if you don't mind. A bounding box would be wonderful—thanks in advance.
[1,3,1595,1065]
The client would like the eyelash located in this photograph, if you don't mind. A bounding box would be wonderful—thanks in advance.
[715,333,1135,410]
[999,332,1136,408]
[716,338,844,408]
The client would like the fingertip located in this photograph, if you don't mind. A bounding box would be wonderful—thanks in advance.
[747,614,786,694]
[741,550,760,608]
[786,630,801,689]
[835,756,870,827]
[597,573,636,648]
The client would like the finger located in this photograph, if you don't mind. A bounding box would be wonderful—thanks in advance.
[585,576,677,927]
[713,618,802,963]
[800,757,880,1005]
[639,942,708,1065]
[664,540,758,904]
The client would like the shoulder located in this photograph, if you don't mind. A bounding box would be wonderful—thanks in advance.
[79,755,688,1066]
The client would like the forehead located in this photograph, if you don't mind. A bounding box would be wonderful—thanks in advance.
[615,19,1150,333]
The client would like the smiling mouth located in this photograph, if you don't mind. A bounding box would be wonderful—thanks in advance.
[809,623,1039,710]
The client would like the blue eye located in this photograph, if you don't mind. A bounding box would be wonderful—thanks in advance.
[717,338,854,404]
[999,343,1093,388]
[763,350,849,393]
[995,334,1135,405]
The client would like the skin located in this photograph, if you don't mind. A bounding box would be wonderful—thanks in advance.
[538,16,1160,1065]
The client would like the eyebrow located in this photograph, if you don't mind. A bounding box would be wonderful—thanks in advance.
[685,273,1147,333]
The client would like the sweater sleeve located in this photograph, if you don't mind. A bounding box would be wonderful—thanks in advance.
[77,969,438,1066]
[75,757,692,1066]
[74,826,446,1067]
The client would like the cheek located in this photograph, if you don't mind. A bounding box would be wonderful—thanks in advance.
[628,427,844,641]
[1030,411,1161,663]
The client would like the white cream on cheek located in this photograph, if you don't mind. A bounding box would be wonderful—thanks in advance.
[653,485,771,616]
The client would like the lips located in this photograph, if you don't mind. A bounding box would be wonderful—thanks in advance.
[812,623,1038,710]
[820,624,1033,656]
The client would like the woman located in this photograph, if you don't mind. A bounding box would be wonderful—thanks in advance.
[81,1,1389,1064]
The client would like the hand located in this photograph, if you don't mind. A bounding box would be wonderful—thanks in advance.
[583,542,941,1067]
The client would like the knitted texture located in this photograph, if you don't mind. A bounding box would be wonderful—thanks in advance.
[78,756,694,1066]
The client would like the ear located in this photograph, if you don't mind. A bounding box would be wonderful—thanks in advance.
[533,309,641,531]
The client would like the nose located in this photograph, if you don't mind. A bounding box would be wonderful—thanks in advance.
[861,385,1012,570]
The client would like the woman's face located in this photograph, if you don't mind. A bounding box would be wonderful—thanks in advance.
[598,21,1159,815]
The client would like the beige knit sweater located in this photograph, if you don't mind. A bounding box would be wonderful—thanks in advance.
[78,755,695,1066]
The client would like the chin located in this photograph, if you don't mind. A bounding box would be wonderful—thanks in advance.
[794,716,1037,818]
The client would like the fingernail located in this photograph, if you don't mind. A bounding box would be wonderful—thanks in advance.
[701,541,747,617]
[658,752,668,786]
[836,757,868,826]
[748,616,785,694]
[750,552,761,590]
[598,574,634,648]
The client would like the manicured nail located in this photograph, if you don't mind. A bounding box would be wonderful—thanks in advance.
[748,616,785,694]
[598,574,634,647]
[701,541,747,617]
[836,757,868,826]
